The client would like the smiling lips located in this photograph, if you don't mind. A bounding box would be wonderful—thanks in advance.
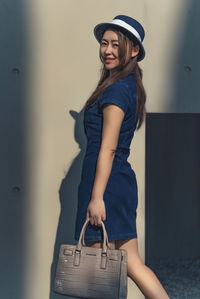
[104,57,116,63]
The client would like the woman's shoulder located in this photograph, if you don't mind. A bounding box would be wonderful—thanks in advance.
[98,73,136,114]
[119,72,137,89]
[103,73,136,96]
[100,80,129,101]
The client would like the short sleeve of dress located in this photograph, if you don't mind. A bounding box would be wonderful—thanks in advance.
[98,81,130,114]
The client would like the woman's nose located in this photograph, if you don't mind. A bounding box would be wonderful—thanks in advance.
[105,44,112,54]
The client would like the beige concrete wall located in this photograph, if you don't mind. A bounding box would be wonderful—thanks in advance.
[23,0,188,298]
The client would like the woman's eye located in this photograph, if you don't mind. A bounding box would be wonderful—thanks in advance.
[100,41,107,46]
[113,44,119,47]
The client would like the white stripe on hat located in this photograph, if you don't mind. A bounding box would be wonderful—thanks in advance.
[111,19,142,42]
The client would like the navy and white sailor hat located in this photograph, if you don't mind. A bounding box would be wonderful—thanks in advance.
[94,15,145,61]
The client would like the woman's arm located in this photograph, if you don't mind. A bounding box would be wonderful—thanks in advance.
[92,103,125,198]
[86,103,125,226]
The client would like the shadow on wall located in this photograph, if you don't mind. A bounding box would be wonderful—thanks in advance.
[146,113,200,259]
[49,108,87,299]
[145,0,200,259]
[145,0,200,298]
[0,1,28,299]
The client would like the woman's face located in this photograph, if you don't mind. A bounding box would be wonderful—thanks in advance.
[100,30,120,71]
[100,29,139,73]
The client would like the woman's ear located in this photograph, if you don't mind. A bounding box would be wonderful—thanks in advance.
[131,45,140,58]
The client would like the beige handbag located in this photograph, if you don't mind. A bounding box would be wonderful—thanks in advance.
[54,218,128,299]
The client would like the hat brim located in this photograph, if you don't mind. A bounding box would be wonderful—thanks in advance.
[94,22,145,61]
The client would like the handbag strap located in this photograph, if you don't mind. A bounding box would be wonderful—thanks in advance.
[76,219,109,253]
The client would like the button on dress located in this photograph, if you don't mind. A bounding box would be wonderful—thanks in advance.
[74,72,139,242]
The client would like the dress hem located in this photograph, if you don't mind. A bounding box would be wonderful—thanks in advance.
[74,232,137,242]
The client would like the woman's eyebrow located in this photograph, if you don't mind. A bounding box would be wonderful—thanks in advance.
[101,38,119,42]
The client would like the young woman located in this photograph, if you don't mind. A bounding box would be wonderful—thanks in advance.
[74,15,169,299]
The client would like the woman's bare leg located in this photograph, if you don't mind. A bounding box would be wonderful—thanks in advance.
[85,237,169,298]
[115,238,169,299]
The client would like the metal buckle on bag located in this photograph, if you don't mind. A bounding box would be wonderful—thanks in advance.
[74,249,81,266]
[101,252,107,269]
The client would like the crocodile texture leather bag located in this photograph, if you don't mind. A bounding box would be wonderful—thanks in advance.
[54,218,128,299]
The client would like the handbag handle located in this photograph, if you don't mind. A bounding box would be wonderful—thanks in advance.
[76,218,109,253]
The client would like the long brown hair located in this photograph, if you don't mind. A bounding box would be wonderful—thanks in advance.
[85,28,146,130]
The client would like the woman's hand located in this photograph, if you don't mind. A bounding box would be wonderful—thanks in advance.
[86,197,106,226]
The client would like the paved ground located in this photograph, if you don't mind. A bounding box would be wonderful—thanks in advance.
[146,257,200,299]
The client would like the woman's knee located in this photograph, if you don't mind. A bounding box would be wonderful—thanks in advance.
[115,238,144,265]
[115,237,139,252]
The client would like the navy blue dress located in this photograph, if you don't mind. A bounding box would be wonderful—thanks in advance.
[74,72,139,242]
